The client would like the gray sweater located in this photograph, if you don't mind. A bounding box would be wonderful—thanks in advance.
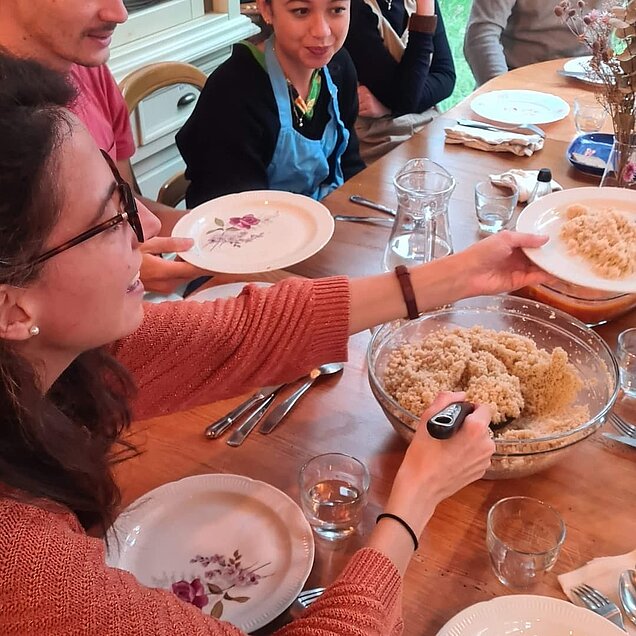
[463,0,600,85]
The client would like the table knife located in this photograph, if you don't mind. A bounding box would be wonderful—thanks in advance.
[226,392,279,447]
[349,195,396,217]
[456,118,546,139]
[334,215,393,225]
[205,384,284,439]
[603,432,636,448]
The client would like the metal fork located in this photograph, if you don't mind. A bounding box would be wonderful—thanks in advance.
[296,587,325,610]
[571,584,626,631]
[611,413,636,438]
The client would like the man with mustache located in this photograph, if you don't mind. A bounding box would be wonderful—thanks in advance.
[0,0,207,294]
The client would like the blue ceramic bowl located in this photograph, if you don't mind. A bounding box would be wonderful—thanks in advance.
[566,132,614,177]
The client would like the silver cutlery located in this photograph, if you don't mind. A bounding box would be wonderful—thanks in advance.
[456,118,546,139]
[619,569,636,627]
[349,195,396,216]
[226,390,281,447]
[603,432,636,449]
[610,413,636,438]
[571,583,626,631]
[296,587,325,610]
[259,363,344,435]
[334,214,393,225]
[205,384,284,439]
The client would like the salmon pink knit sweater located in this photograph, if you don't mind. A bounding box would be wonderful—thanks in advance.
[0,277,404,635]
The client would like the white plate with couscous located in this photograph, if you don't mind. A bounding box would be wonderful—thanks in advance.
[517,187,636,294]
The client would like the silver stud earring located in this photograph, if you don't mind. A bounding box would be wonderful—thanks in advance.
[29,325,40,336]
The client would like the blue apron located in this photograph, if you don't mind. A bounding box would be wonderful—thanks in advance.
[264,38,349,200]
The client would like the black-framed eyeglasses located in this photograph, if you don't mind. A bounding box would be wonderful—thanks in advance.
[30,149,145,267]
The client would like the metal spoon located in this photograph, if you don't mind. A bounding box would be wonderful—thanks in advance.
[619,569,636,626]
[258,363,344,434]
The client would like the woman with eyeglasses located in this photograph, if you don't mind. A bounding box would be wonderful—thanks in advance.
[0,54,550,634]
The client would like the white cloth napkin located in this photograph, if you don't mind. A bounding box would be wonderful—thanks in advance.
[489,169,563,203]
[444,124,544,157]
[558,548,636,635]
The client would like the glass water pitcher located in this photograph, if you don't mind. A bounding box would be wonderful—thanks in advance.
[383,158,456,271]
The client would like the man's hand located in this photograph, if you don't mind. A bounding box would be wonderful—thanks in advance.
[358,85,391,118]
[140,237,209,294]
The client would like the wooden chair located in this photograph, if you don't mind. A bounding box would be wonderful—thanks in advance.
[119,61,207,208]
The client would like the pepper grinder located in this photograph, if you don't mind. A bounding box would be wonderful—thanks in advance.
[527,168,552,205]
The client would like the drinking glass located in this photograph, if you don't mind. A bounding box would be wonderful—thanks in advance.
[573,96,607,134]
[474,181,519,233]
[486,496,566,589]
[617,328,636,399]
[299,453,369,541]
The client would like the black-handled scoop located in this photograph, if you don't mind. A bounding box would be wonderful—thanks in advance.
[426,402,475,439]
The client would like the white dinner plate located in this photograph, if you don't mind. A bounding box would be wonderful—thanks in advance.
[186,281,273,302]
[436,594,626,635]
[470,90,570,125]
[106,474,314,632]
[516,187,636,294]
[172,190,334,274]
[563,56,605,85]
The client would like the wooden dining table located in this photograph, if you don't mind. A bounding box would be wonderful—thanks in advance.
[115,58,636,635]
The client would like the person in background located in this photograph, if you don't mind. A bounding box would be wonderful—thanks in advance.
[176,0,365,207]
[344,0,455,162]
[463,0,601,86]
[0,0,207,294]
[0,54,552,634]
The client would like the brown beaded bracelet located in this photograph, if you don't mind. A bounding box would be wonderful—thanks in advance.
[376,513,419,551]
[394,265,419,320]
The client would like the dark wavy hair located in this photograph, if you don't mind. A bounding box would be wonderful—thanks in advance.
[0,52,136,535]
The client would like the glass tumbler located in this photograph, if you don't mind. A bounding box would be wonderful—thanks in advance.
[474,181,519,233]
[299,453,370,541]
[617,328,636,399]
[486,496,566,589]
[573,96,607,134]
[383,158,456,271]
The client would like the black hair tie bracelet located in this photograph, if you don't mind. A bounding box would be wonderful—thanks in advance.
[376,513,419,551]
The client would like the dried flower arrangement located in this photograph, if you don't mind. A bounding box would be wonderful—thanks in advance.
[556,0,636,185]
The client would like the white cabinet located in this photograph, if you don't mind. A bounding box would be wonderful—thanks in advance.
[109,0,259,200]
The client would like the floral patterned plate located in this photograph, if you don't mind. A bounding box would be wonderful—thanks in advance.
[106,474,314,632]
[171,190,335,274]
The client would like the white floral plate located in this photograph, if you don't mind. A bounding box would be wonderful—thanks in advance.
[470,90,570,125]
[172,190,334,274]
[516,187,636,294]
[106,474,314,632]
[436,595,625,635]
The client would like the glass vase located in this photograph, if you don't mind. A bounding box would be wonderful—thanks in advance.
[600,135,636,189]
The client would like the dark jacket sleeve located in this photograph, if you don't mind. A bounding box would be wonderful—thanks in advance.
[345,0,456,115]
[330,49,366,181]
[176,48,277,208]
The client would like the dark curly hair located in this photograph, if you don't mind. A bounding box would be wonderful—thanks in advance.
[0,51,136,535]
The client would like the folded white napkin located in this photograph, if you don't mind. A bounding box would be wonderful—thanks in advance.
[558,548,636,635]
[489,169,563,203]
[444,124,544,157]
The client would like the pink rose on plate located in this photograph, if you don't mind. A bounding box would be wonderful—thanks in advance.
[229,214,260,229]
[172,578,209,609]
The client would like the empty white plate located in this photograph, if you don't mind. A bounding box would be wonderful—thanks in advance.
[437,594,625,635]
[471,90,570,125]
[186,281,273,302]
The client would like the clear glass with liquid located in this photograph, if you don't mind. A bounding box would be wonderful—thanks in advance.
[474,181,519,234]
[299,454,369,540]
[382,159,455,271]
[617,328,636,399]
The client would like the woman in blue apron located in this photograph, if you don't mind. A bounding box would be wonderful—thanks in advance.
[176,0,365,207]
